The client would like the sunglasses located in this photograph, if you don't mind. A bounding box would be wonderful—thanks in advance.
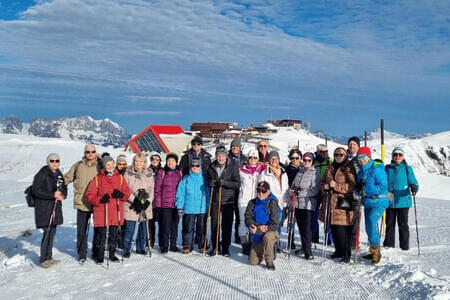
[357,155,368,161]
[151,157,160,161]
[192,143,202,146]
[191,165,201,168]
[49,160,60,163]
[259,145,267,148]
[248,156,258,159]
[303,159,312,163]
[334,153,345,157]
[290,156,301,160]
[85,150,96,154]
[319,150,328,153]
[117,163,127,166]
[256,187,268,193]
[393,153,403,157]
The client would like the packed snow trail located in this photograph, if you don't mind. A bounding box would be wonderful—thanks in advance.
[0,182,448,299]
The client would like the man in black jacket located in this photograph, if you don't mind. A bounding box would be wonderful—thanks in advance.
[179,136,212,176]
[207,144,241,257]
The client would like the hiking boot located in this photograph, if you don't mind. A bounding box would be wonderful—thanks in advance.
[304,254,314,260]
[136,250,146,255]
[160,247,168,254]
[330,252,342,259]
[362,248,373,260]
[208,249,219,256]
[170,246,180,252]
[339,256,350,264]
[40,260,53,269]
[222,250,230,257]
[48,259,60,266]
[182,247,192,254]
[123,252,130,258]
[371,245,381,264]
[266,262,275,271]
[109,255,119,262]
[295,249,304,256]
[95,258,104,264]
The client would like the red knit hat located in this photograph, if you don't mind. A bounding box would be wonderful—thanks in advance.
[357,146,371,157]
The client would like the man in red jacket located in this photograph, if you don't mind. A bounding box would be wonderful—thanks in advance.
[86,156,130,264]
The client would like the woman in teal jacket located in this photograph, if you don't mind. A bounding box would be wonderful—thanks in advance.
[383,147,419,250]
[355,147,389,264]
[175,159,210,254]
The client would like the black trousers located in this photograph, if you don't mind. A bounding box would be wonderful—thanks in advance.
[234,202,240,241]
[295,209,312,256]
[182,214,206,249]
[92,226,118,260]
[40,225,57,263]
[210,202,234,253]
[158,208,179,250]
[76,210,91,259]
[330,225,352,259]
[384,208,410,250]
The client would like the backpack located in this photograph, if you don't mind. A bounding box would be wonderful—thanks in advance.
[24,185,35,207]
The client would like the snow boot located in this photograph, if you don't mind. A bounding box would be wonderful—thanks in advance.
[266,262,275,271]
[371,245,381,264]
[362,248,373,260]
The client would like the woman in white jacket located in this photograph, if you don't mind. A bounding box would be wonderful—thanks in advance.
[237,149,264,254]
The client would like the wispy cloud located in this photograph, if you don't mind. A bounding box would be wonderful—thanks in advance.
[128,96,185,103]
[114,110,182,116]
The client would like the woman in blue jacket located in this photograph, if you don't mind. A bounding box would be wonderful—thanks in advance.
[383,147,419,250]
[176,159,210,254]
[355,147,389,264]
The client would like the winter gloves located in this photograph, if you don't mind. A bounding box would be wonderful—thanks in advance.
[410,184,418,194]
[112,189,125,199]
[209,179,226,188]
[130,189,150,214]
[100,194,110,204]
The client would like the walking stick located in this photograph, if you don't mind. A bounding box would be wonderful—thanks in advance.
[203,187,214,256]
[322,190,332,261]
[353,205,362,265]
[105,203,110,269]
[115,197,124,264]
[413,193,420,255]
[216,187,222,256]
[43,200,57,261]
[286,193,296,259]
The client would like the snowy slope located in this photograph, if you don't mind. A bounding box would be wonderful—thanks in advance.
[1,132,450,299]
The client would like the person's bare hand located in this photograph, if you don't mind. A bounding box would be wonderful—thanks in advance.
[259,225,268,233]
[250,224,257,234]
[330,181,336,188]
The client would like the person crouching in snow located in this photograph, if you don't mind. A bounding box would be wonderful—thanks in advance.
[123,153,154,257]
[245,181,280,270]
[355,147,389,264]
[86,156,130,264]
[176,159,210,254]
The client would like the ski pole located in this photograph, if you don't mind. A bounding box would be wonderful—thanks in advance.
[413,193,420,255]
[203,187,214,256]
[115,197,123,264]
[105,202,109,269]
[353,206,362,265]
[144,213,152,258]
[215,187,222,256]
[322,191,331,261]
[43,200,57,261]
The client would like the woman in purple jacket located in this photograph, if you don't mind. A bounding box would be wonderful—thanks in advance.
[154,153,183,254]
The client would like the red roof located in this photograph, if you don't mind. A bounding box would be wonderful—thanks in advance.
[126,125,184,153]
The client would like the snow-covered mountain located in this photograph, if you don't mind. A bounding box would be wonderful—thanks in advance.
[0,115,128,147]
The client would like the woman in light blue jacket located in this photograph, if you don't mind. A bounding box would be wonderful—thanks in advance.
[383,146,419,250]
[175,159,210,254]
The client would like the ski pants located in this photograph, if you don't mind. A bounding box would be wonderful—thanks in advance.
[92,226,118,260]
[158,208,179,250]
[123,220,148,253]
[383,208,409,250]
[296,208,312,256]
[249,231,280,265]
[40,225,57,263]
[330,225,352,259]
[76,209,91,259]
[182,213,206,250]
[363,197,389,246]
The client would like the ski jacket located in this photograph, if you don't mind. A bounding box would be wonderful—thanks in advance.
[123,166,154,221]
[286,163,301,186]
[207,160,241,205]
[290,165,321,211]
[32,166,67,229]
[258,167,289,209]
[175,170,210,214]
[244,193,280,243]
[357,160,389,209]
[228,151,247,167]
[319,161,356,226]
[238,164,264,208]
[179,148,212,176]
[154,167,183,209]
[314,157,333,177]
[86,170,130,227]
[385,161,419,208]
[64,157,100,212]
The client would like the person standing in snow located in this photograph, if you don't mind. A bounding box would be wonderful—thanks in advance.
[176,159,210,254]
[245,181,280,270]
[86,156,130,264]
[320,148,357,263]
[355,147,389,264]
[285,148,303,250]
[154,153,183,254]
[237,149,264,255]
[115,155,128,175]
[228,138,247,244]
[383,147,419,251]
[33,153,67,268]
[290,152,321,260]
[64,144,100,263]
[179,136,212,176]
[207,144,241,257]
[122,153,154,257]
[147,151,163,247]
[257,140,270,167]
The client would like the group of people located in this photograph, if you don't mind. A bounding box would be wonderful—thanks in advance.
[31,135,419,271]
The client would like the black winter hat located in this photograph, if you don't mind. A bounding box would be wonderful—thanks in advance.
[288,148,302,158]
[166,152,179,163]
[191,136,203,145]
[347,136,361,147]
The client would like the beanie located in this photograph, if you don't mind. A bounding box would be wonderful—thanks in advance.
[102,156,114,167]
[357,146,372,157]
[392,146,404,155]
[247,149,259,158]
[191,136,203,145]
[347,136,361,147]
[268,151,280,160]
[303,152,315,161]
[166,152,179,163]
[46,153,60,164]
[215,144,227,156]
[230,138,242,148]
[116,154,127,163]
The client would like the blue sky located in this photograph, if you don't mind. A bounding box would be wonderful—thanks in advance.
[0,0,449,136]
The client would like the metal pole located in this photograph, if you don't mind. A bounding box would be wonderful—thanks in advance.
[364,131,367,146]
[413,194,421,255]
[203,187,214,256]
[380,119,386,239]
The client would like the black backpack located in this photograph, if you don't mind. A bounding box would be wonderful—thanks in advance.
[24,185,35,207]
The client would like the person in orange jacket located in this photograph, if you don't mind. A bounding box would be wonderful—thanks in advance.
[86,155,130,264]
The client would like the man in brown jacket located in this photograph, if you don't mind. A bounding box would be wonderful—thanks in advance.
[64,144,100,262]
